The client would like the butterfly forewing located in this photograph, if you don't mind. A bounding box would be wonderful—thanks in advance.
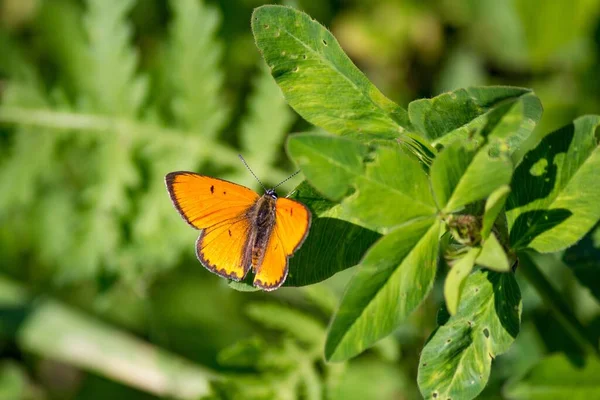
[165,172,259,229]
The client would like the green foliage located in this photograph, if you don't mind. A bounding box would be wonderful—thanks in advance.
[2,1,600,399]
[253,5,599,399]
[0,0,295,286]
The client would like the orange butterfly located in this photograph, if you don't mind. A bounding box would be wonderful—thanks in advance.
[165,158,311,291]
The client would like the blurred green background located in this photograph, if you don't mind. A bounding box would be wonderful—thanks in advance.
[1,0,599,399]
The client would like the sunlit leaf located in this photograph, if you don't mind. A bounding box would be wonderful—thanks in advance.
[430,141,513,212]
[287,132,369,201]
[418,270,521,400]
[476,233,510,272]
[408,87,542,159]
[444,248,480,315]
[481,185,511,239]
[252,5,411,140]
[506,115,600,252]
[325,219,441,361]
[288,135,436,232]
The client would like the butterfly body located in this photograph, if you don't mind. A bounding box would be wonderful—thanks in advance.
[166,172,310,291]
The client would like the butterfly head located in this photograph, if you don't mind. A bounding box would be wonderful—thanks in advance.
[265,189,278,200]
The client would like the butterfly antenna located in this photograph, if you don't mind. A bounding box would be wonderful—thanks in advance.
[238,154,267,191]
[272,169,301,190]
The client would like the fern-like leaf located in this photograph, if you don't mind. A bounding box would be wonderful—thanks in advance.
[239,65,295,187]
[166,0,228,137]
[82,0,147,116]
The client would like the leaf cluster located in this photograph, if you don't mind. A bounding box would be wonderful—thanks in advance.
[249,5,600,399]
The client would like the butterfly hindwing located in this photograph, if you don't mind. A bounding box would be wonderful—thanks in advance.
[253,197,311,290]
[197,217,252,280]
[253,233,287,290]
[165,172,259,229]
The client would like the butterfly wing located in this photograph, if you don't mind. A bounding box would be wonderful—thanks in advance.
[166,172,259,280]
[253,197,311,290]
[274,197,312,254]
[196,217,252,280]
[165,172,259,230]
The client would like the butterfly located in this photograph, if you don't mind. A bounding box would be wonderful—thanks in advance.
[165,157,311,291]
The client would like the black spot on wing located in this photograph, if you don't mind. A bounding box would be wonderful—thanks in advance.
[210,185,214,194]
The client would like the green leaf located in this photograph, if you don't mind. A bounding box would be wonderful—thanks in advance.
[287,132,369,201]
[408,87,541,156]
[286,215,381,287]
[340,146,436,232]
[286,181,381,287]
[325,219,441,361]
[504,354,600,399]
[562,223,600,303]
[481,185,511,239]
[288,134,436,232]
[506,115,600,252]
[430,141,513,212]
[444,248,480,315]
[252,5,410,140]
[418,270,522,400]
[476,233,510,272]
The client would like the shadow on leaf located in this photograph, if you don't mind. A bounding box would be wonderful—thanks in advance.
[509,208,572,249]
[506,123,574,210]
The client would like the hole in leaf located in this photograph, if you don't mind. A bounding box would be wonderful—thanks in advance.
[263,24,269,29]
[293,66,299,72]
[475,288,479,292]
[302,54,307,59]
[446,339,452,343]
[483,328,490,338]
[422,363,427,367]
[433,393,438,398]
[322,39,328,46]
[281,51,286,56]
